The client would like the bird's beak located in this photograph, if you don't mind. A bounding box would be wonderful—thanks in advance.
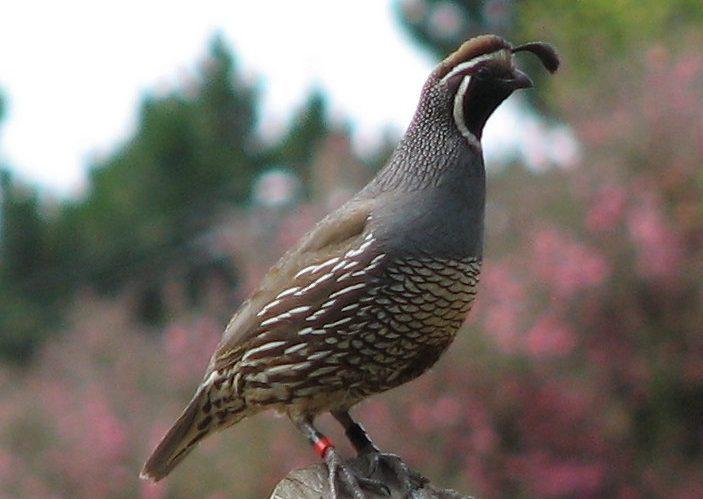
[505,69,534,90]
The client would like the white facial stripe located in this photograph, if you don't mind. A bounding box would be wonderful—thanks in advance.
[453,76,480,147]
[440,51,499,84]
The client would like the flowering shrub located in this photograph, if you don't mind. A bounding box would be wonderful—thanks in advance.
[1,43,702,498]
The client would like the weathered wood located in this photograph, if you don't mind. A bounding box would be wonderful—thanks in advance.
[270,455,472,499]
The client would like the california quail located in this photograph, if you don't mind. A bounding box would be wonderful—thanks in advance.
[141,35,559,497]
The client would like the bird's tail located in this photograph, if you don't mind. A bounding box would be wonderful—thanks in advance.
[140,387,246,482]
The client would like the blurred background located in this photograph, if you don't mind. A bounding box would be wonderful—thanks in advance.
[0,1,702,497]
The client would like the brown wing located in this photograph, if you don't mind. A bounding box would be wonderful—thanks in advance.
[208,197,379,373]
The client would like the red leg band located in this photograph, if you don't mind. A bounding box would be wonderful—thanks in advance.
[313,436,334,458]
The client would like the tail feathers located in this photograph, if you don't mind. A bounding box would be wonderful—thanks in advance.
[140,390,207,482]
[141,388,246,482]
[139,376,251,482]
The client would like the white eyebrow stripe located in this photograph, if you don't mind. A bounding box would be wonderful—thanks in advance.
[453,75,480,149]
[440,51,499,83]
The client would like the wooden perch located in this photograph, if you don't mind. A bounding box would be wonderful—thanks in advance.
[270,454,472,499]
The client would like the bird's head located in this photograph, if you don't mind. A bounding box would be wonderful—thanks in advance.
[419,35,559,145]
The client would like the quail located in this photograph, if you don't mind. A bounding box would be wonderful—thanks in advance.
[141,35,559,497]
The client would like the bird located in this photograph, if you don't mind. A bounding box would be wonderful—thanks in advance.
[141,34,559,498]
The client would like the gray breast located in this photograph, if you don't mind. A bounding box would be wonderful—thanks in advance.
[373,168,485,260]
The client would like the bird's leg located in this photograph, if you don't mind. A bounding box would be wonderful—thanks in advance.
[332,410,380,454]
[332,411,428,496]
[293,416,390,498]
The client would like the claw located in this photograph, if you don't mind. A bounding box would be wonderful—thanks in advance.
[325,447,391,498]
[364,452,427,497]
[326,447,364,499]
[360,478,390,497]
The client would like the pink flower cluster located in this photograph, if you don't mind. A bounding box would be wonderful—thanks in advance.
[531,228,610,301]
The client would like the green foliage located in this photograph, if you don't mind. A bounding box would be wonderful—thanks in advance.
[518,0,703,91]
[268,89,329,195]
[0,174,44,282]
[0,36,331,359]
[46,40,259,316]
[0,172,62,360]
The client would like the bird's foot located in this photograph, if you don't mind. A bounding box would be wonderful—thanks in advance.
[363,451,427,498]
[325,447,391,499]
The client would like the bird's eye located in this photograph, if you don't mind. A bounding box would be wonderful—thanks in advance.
[473,68,490,81]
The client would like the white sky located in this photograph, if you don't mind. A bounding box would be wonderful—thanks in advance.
[0,0,574,197]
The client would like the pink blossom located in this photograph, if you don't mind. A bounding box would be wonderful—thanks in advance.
[533,461,606,497]
[88,396,128,461]
[164,324,189,358]
[409,402,434,431]
[586,184,627,233]
[483,306,522,353]
[524,315,577,358]
[0,450,13,481]
[428,2,463,39]
[626,200,683,279]
[434,396,462,426]
[470,425,497,454]
[532,228,610,300]
[478,263,527,353]
[163,319,221,383]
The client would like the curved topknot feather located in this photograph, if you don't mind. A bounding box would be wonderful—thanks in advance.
[512,41,560,73]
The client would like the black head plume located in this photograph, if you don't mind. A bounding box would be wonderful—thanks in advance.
[512,42,560,74]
